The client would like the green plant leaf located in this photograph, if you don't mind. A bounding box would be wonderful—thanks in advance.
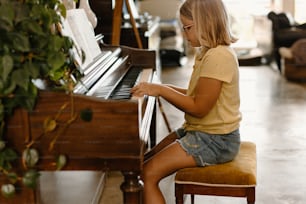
[7,172,18,184]
[1,148,18,162]
[56,154,67,170]
[48,68,65,81]
[43,117,57,133]
[36,62,50,76]
[32,5,53,30]
[47,52,66,71]
[15,83,38,111]
[57,3,67,18]
[0,1,81,197]
[30,34,48,50]
[0,80,3,92]
[22,169,40,189]
[49,35,66,52]
[1,184,15,198]
[5,83,37,113]
[0,140,6,151]
[14,2,30,24]
[24,62,40,79]
[1,55,13,81]
[0,104,4,123]
[2,80,16,95]
[12,69,30,90]
[22,148,39,168]
[21,20,44,35]
[7,33,30,52]
[0,19,13,31]
[0,148,18,170]
[0,3,14,29]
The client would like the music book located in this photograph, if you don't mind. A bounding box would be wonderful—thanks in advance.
[60,9,101,70]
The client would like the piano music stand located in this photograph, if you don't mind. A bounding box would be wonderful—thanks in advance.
[112,0,143,48]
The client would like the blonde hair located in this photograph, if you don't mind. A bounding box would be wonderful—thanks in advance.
[179,0,237,48]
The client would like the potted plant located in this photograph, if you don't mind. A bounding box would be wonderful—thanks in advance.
[0,0,82,198]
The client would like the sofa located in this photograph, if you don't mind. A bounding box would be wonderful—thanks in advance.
[279,39,306,81]
[267,11,306,71]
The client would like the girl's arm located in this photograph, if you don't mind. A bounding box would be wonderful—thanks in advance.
[164,84,187,94]
[131,77,222,118]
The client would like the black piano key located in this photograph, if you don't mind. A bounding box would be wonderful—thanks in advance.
[109,67,142,100]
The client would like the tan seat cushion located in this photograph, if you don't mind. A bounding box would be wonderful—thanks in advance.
[175,141,257,187]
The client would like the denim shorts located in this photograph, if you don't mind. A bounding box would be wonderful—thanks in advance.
[176,128,240,166]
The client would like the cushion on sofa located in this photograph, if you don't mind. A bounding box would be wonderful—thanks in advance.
[291,39,306,66]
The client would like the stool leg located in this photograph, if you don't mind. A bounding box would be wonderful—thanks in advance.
[175,196,184,204]
[175,184,184,204]
[247,187,255,204]
[191,194,195,204]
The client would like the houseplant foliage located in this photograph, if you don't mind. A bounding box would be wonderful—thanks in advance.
[0,0,82,198]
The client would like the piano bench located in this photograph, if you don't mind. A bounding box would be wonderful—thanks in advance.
[174,141,257,204]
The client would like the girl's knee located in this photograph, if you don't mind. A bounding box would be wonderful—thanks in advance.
[143,163,153,180]
[143,163,161,184]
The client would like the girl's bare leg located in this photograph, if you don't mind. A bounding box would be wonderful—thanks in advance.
[143,141,197,204]
[144,131,178,162]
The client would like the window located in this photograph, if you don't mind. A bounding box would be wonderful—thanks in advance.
[295,0,306,23]
[223,0,272,48]
[223,0,271,14]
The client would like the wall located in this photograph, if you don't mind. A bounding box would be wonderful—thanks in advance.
[137,0,182,20]
[279,0,295,15]
[138,0,298,20]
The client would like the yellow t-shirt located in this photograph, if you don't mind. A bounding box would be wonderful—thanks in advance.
[183,46,242,134]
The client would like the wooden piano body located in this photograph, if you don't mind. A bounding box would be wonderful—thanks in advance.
[2,44,159,204]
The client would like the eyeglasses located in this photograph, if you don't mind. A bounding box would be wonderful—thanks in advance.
[182,24,194,32]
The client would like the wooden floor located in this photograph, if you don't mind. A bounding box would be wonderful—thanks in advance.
[39,60,306,204]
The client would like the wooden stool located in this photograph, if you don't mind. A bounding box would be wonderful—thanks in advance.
[175,141,257,204]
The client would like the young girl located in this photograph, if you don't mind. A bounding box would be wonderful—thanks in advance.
[131,0,241,203]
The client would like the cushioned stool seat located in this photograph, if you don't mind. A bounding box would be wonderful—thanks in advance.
[175,141,257,204]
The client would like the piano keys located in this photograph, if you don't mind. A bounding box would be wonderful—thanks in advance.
[4,43,159,204]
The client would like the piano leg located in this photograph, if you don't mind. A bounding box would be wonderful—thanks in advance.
[120,171,143,204]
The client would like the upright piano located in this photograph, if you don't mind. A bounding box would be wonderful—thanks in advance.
[3,41,159,204]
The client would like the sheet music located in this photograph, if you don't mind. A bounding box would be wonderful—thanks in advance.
[61,9,101,69]
[60,17,83,68]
